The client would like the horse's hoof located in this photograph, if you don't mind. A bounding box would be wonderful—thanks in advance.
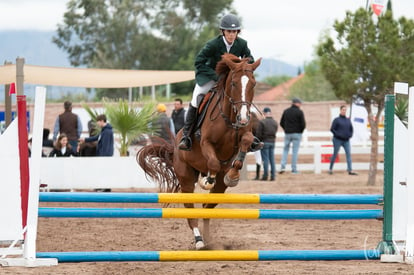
[198,177,215,190]
[224,174,239,187]
[195,240,205,250]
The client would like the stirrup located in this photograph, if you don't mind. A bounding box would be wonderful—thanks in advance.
[249,139,264,152]
[178,136,192,151]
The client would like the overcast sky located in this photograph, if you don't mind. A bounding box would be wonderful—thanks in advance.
[1,0,413,66]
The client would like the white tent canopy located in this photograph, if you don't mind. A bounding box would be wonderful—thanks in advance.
[0,64,194,88]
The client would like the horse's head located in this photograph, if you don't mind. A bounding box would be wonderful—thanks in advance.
[217,53,261,127]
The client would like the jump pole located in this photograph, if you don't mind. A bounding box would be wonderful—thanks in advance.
[39,192,383,205]
[36,249,381,262]
[38,207,383,220]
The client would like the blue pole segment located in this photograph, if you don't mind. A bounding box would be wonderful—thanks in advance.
[38,208,163,218]
[37,251,160,262]
[259,194,383,204]
[258,209,383,219]
[258,250,381,260]
[39,192,159,203]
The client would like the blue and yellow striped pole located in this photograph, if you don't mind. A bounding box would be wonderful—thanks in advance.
[37,249,381,262]
[38,207,383,220]
[39,192,383,205]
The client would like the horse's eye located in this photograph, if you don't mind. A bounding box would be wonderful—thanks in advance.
[231,82,236,87]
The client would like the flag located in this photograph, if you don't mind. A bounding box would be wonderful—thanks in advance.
[371,0,386,16]
[9,82,16,95]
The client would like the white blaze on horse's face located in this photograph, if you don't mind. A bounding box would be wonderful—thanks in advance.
[239,75,250,125]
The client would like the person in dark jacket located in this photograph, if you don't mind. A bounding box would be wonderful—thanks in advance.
[78,120,98,156]
[49,133,78,157]
[279,98,306,174]
[178,13,254,151]
[80,114,114,157]
[329,105,358,175]
[171,98,186,134]
[153,103,174,143]
[257,107,278,181]
[79,114,114,192]
[41,128,54,157]
[53,101,82,149]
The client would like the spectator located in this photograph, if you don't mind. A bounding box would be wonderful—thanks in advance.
[257,107,278,181]
[79,114,114,192]
[153,103,175,142]
[42,128,53,147]
[78,120,98,157]
[41,128,54,157]
[329,105,358,175]
[79,114,114,157]
[279,98,306,174]
[171,98,186,134]
[250,111,263,180]
[53,101,82,149]
[49,133,77,157]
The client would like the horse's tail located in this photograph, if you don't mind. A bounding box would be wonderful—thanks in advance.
[136,137,180,193]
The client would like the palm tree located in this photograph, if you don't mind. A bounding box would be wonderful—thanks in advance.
[105,100,157,156]
[83,100,157,156]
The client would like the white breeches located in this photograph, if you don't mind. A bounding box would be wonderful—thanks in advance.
[191,80,216,107]
[254,150,262,165]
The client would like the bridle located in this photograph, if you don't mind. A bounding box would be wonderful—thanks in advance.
[220,68,255,128]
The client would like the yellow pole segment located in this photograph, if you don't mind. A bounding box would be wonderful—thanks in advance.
[162,208,260,219]
[159,250,259,261]
[158,193,260,204]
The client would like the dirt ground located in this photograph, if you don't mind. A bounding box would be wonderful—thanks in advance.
[2,171,413,275]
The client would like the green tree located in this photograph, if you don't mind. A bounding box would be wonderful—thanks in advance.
[289,60,337,102]
[53,0,233,99]
[317,8,414,185]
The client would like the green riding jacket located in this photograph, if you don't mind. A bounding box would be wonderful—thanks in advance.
[194,35,254,86]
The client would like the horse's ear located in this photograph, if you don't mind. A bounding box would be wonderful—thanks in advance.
[251,58,262,71]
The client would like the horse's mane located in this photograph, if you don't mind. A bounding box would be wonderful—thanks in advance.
[216,53,250,75]
[216,53,250,88]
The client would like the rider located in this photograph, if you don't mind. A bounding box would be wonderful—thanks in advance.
[178,13,254,151]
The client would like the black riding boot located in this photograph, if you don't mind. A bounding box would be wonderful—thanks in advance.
[178,104,198,151]
[253,164,261,180]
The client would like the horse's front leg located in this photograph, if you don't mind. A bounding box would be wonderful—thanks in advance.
[224,131,254,187]
[181,186,205,250]
[183,202,205,250]
[198,141,221,190]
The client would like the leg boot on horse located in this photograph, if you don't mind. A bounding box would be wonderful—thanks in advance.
[178,104,198,151]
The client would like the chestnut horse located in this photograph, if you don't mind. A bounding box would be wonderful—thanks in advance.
[137,53,261,249]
